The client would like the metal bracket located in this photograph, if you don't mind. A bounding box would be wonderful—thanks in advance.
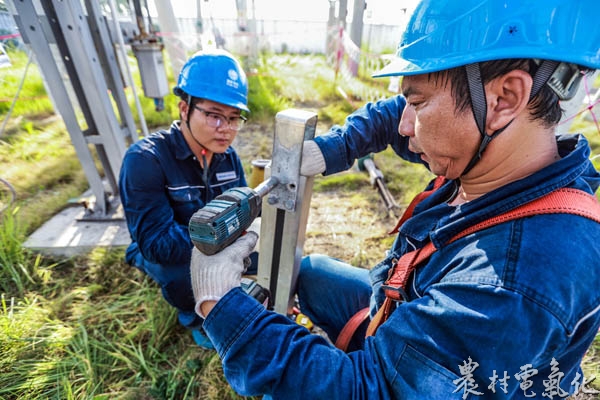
[266,110,318,212]
[257,109,317,315]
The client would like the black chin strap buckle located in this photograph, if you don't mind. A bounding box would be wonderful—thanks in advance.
[462,64,515,176]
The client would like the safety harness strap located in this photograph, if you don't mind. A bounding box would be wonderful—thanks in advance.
[365,187,600,338]
[335,185,600,350]
[389,176,446,234]
[335,307,370,352]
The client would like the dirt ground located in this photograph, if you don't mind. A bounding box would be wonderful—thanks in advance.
[570,390,600,400]
[304,189,395,263]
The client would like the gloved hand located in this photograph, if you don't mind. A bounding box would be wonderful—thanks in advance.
[190,232,259,318]
[300,140,326,176]
[247,216,261,236]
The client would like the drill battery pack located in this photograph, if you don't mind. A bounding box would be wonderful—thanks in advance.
[189,187,261,255]
[241,277,272,309]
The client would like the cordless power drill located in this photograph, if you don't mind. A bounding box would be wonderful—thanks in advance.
[188,177,279,307]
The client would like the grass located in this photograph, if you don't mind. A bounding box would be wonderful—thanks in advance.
[0,49,54,119]
[1,46,600,399]
[0,243,231,399]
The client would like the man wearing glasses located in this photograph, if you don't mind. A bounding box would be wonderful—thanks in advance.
[118,49,251,349]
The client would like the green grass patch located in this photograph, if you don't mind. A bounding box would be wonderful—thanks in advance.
[0,49,54,118]
[247,69,293,124]
[313,171,369,192]
[0,244,256,399]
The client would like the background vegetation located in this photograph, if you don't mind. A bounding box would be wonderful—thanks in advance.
[1,45,599,399]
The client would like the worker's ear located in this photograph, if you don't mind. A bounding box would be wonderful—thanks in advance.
[178,100,189,121]
[486,69,532,131]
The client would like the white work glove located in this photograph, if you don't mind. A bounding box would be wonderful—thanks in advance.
[190,232,259,318]
[247,217,261,236]
[300,140,326,176]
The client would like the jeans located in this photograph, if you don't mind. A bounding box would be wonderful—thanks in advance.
[297,254,372,352]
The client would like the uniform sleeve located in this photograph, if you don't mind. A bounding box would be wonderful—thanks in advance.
[119,149,192,266]
[314,95,423,175]
[203,284,570,399]
[204,286,474,399]
[203,288,395,399]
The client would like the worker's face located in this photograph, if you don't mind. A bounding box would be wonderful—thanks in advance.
[182,99,242,155]
[399,74,480,179]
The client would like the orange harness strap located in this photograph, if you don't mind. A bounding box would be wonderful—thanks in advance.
[335,186,600,351]
[365,188,600,337]
[388,176,447,235]
[335,176,446,352]
[335,307,370,352]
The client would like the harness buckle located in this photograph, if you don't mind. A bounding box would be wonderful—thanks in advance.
[381,284,408,302]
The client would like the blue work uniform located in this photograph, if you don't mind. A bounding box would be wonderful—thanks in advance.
[119,121,247,329]
[201,97,600,399]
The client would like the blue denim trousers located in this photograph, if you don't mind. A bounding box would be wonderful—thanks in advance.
[256,255,371,399]
[297,254,372,352]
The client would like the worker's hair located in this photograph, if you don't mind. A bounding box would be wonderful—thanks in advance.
[438,59,563,128]
[177,94,205,115]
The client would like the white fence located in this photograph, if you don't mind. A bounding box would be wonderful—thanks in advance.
[176,17,401,54]
[0,10,399,55]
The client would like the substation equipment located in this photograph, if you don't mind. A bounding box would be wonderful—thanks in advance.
[6,0,314,315]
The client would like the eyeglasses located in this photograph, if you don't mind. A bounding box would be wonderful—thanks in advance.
[193,105,247,131]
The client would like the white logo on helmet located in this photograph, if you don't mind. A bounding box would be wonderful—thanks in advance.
[226,69,239,89]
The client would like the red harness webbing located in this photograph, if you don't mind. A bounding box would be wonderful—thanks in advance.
[388,176,447,235]
[335,184,600,351]
[335,176,445,351]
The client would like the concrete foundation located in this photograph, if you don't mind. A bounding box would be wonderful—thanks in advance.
[23,197,130,258]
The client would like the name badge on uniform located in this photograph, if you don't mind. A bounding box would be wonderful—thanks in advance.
[216,171,237,181]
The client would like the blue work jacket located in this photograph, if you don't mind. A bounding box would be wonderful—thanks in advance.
[203,97,600,399]
[119,121,247,267]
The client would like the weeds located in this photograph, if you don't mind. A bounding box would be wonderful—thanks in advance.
[0,245,237,399]
[0,208,36,297]
[247,60,294,123]
[0,50,54,119]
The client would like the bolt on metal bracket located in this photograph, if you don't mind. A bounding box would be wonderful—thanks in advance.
[267,109,318,212]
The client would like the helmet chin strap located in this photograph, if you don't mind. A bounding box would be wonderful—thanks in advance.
[460,60,560,176]
[185,118,209,154]
[183,96,210,183]
[184,96,209,156]
[461,64,511,176]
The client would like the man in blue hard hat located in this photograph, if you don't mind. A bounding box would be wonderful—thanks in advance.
[187,0,600,398]
[119,49,252,349]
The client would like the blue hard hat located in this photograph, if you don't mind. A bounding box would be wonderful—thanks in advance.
[374,0,600,78]
[174,49,249,112]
